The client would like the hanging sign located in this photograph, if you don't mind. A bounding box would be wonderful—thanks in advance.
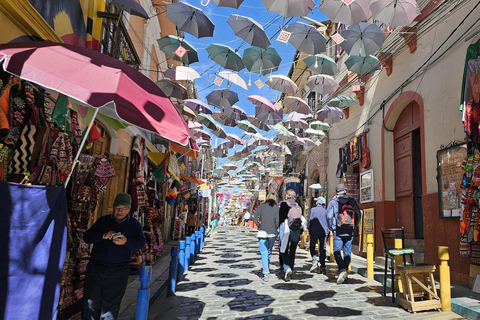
[341,0,356,4]
[255,79,264,89]
[332,33,345,44]
[214,77,223,86]
[352,84,361,92]
[174,44,188,59]
[277,30,292,43]
[273,102,282,111]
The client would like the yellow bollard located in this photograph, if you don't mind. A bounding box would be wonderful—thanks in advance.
[367,234,374,279]
[300,231,305,249]
[329,231,335,262]
[439,246,451,311]
[394,239,403,292]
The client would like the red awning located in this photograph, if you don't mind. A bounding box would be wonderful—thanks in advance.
[180,173,205,185]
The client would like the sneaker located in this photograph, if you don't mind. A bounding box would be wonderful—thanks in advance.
[262,274,270,282]
[337,270,348,284]
[310,262,319,273]
[320,267,326,275]
[284,268,293,282]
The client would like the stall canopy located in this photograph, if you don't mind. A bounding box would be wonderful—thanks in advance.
[180,173,206,185]
[169,143,198,159]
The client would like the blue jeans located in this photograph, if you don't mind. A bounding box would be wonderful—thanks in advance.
[333,234,353,272]
[278,223,284,267]
[259,237,276,275]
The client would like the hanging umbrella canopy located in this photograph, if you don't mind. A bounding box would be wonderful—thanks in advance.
[196,138,211,147]
[328,95,357,108]
[188,120,203,130]
[192,128,212,140]
[340,22,385,57]
[315,106,343,121]
[206,88,239,109]
[319,0,371,26]
[218,71,248,90]
[241,143,257,154]
[184,99,212,114]
[255,107,283,125]
[206,43,245,72]
[266,75,298,94]
[301,137,317,147]
[197,113,219,130]
[248,95,276,112]
[213,148,229,158]
[0,41,196,148]
[177,104,197,118]
[107,0,149,19]
[267,142,283,152]
[156,79,188,100]
[229,151,245,161]
[157,35,198,65]
[284,118,309,129]
[166,2,215,38]
[248,115,270,131]
[210,123,227,138]
[283,96,311,115]
[310,120,330,131]
[211,0,245,9]
[213,111,237,127]
[273,123,291,135]
[345,55,382,77]
[267,161,281,167]
[286,111,312,121]
[253,137,272,146]
[262,0,315,18]
[217,140,235,150]
[306,75,339,95]
[303,54,339,76]
[285,21,326,55]
[227,14,271,49]
[223,163,238,170]
[371,0,419,27]
[222,105,248,121]
[164,66,200,81]
[242,46,282,76]
[226,133,245,145]
[237,120,258,133]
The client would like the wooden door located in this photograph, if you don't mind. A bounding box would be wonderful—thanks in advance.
[394,133,414,237]
[101,154,128,216]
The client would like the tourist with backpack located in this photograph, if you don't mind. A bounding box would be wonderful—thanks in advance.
[326,183,361,284]
[279,189,307,281]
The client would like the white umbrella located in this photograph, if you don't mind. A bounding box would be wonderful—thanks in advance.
[309,183,324,190]
[262,0,315,18]
[319,0,370,26]
[266,75,298,94]
[283,96,311,115]
[306,75,339,95]
[164,66,200,81]
[218,71,248,90]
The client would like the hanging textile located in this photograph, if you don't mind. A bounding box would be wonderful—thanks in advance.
[92,158,115,194]
[8,124,39,174]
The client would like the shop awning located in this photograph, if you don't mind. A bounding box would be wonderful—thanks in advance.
[169,143,197,159]
[180,173,206,185]
[148,152,169,166]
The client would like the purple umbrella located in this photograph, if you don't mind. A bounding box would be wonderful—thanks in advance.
[286,112,312,121]
[217,140,235,150]
[222,105,248,121]
[184,99,212,114]
[267,143,283,152]
[241,143,256,154]
[226,133,245,145]
[248,115,270,131]
[248,95,276,112]
[255,107,283,125]
[315,106,343,121]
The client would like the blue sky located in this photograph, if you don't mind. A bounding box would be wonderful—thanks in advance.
[178,0,328,168]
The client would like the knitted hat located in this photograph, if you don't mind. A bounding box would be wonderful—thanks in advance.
[114,193,132,207]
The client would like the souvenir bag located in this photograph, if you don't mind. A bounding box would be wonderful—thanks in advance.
[361,132,371,169]
[49,132,73,182]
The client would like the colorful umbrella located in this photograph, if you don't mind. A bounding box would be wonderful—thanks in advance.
[301,137,317,147]
[197,113,219,130]
[188,120,203,130]
[164,66,200,81]
[227,14,271,49]
[157,35,198,65]
[222,105,248,121]
[303,54,339,76]
[218,71,248,90]
[255,107,283,125]
[248,115,270,131]
[206,43,245,72]
[192,128,212,140]
[306,75,339,94]
[223,163,238,170]
[340,22,385,57]
[242,46,282,76]
[184,99,212,114]
[196,138,211,146]
[285,21,327,55]
[166,2,215,38]
[262,0,315,18]
[283,96,311,115]
[237,120,258,133]
[156,79,188,100]
[370,0,419,27]
[226,133,245,145]
[213,111,237,127]
[266,75,298,94]
[319,0,371,26]
[248,95,276,112]
[345,55,382,77]
[206,88,239,109]
[328,95,357,108]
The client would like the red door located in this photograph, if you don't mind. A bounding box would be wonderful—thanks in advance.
[394,133,414,237]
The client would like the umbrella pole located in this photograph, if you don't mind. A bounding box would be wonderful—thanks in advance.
[65,107,100,186]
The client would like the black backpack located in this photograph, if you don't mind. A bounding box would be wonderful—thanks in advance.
[336,197,356,229]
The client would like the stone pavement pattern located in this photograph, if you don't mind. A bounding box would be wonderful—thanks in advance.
[149,226,463,320]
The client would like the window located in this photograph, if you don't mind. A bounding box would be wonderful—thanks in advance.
[360,169,374,203]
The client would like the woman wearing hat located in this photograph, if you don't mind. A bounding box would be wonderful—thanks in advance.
[253,192,279,282]
[309,196,328,274]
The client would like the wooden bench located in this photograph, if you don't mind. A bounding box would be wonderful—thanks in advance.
[395,264,441,313]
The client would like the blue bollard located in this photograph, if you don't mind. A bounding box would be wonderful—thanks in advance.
[195,231,200,258]
[135,265,152,320]
[184,237,191,272]
[167,247,178,297]
[190,233,196,264]
[200,227,205,251]
[177,241,185,283]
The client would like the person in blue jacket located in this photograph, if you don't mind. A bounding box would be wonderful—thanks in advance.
[82,193,146,320]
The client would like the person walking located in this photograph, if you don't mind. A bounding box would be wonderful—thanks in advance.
[326,183,361,284]
[82,193,146,320]
[242,209,251,226]
[309,196,328,274]
[206,211,219,237]
[187,211,197,236]
[253,193,279,282]
[280,189,306,282]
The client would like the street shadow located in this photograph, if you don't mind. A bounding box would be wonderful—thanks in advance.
[215,289,274,312]
[212,279,253,287]
[343,278,366,285]
[175,281,209,292]
[236,313,289,319]
[290,272,314,280]
[299,290,336,301]
[271,283,312,291]
[207,273,239,278]
[229,264,256,269]
[189,267,218,272]
[356,285,384,294]
[305,302,362,317]
[214,259,238,264]
[217,253,242,259]
[151,296,205,320]
[365,296,398,307]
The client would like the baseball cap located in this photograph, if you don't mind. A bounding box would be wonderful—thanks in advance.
[113,193,132,207]
[315,196,326,205]
[335,183,347,192]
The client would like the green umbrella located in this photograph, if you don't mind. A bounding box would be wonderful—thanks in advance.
[345,55,381,77]
[197,113,218,130]
[310,121,330,131]
[272,123,291,135]
[206,43,245,72]
[157,35,198,65]
[237,120,258,133]
[303,54,339,76]
[328,95,357,108]
[242,46,282,76]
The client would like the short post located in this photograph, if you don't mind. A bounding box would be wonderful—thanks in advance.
[300,231,305,249]
[367,234,374,279]
[329,231,335,262]
[394,238,403,292]
[200,227,205,251]
[135,265,152,320]
[195,231,200,258]
[185,237,191,272]
[190,233,196,264]
[439,246,451,311]
[167,247,178,297]
[177,241,185,283]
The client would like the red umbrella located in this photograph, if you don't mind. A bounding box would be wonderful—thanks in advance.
[0,41,196,149]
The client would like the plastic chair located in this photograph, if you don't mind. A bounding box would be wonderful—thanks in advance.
[380,227,414,302]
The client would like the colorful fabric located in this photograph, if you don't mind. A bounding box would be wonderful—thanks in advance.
[92,158,115,194]
[49,132,73,180]
[8,124,39,174]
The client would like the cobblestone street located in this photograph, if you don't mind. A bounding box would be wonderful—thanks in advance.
[148,226,457,320]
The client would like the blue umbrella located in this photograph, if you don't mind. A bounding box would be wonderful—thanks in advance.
[206,44,245,71]
[345,55,381,77]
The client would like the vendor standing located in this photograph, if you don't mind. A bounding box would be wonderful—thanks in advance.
[82,193,146,320]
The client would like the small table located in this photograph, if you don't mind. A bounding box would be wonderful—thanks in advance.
[395,264,441,313]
